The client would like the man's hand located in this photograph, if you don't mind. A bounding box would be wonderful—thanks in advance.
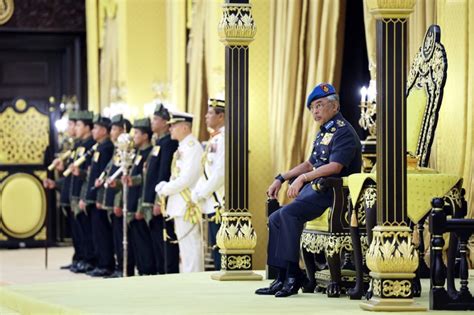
[287,175,305,199]
[107,179,117,188]
[54,159,65,171]
[121,175,132,187]
[114,207,123,217]
[72,165,80,176]
[266,180,282,199]
[79,200,86,211]
[95,178,104,188]
[42,178,56,189]
[153,204,162,216]
[135,212,144,220]
[96,202,102,209]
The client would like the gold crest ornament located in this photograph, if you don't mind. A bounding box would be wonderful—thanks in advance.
[188,140,195,147]
[320,133,334,145]
[0,0,14,25]
[322,84,329,93]
[336,120,346,127]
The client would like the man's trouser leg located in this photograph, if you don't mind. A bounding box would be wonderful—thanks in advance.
[174,216,203,273]
[130,219,157,275]
[76,206,95,266]
[65,206,83,263]
[277,184,332,264]
[207,213,221,270]
[92,208,115,271]
[112,214,135,276]
[149,215,179,274]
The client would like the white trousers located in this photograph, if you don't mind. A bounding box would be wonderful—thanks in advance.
[174,216,204,273]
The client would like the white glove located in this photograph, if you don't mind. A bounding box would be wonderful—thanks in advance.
[191,190,204,204]
[155,181,167,196]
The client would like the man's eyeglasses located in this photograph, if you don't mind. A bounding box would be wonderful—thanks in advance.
[309,102,330,111]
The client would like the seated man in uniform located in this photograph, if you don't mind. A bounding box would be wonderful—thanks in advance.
[255,83,361,298]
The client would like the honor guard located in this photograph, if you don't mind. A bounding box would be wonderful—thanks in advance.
[123,118,157,275]
[256,83,362,297]
[155,112,204,273]
[43,111,82,272]
[192,98,225,270]
[68,110,97,273]
[100,115,135,277]
[142,104,180,274]
[80,115,115,277]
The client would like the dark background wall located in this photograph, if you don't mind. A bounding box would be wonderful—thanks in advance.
[338,0,370,140]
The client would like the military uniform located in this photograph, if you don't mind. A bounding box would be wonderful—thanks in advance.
[264,84,361,297]
[70,111,97,272]
[82,115,115,276]
[127,118,156,275]
[193,99,226,270]
[156,112,204,273]
[142,104,180,274]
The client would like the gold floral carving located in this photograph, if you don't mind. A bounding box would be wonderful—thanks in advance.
[301,233,369,258]
[227,255,251,270]
[0,232,7,241]
[216,210,257,250]
[218,3,256,46]
[373,279,381,296]
[0,0,14,25]
[366,227,418,273]
[383,280,412,297]
[444,187,462,209]
[33,171,47,181]
[0,107,50,164]
[364,186,377,209]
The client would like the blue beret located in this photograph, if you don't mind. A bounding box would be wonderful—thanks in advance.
[306,83,337,108]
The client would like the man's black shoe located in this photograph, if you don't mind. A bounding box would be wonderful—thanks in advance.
[88,268,113,277]
[255,279,284,295]
[76,262,95,273]
[60,263,72,270]
[274,276,304,297]
[104,270,123,278]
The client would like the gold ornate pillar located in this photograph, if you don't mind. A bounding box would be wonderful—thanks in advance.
[360,0,425,311]
[211,0,262,281]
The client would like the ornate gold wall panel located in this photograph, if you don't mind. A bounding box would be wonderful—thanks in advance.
[0,106,49,165]
[0,173,46,239]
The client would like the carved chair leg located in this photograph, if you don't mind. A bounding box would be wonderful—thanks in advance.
[346,205,364,299]
[364,189,376,300]
[326,253,342,298]
[301,247,317,293]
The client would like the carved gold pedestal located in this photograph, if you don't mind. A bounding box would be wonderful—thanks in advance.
[360,226,426,311]
[211,211,262,281]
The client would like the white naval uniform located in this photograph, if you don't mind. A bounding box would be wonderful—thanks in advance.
[157,133,204,273]
[193,126,225,214]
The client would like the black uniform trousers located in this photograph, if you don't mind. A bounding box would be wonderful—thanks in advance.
[149,215,180,274]
[112,214,135,276]
[267,184,332,268]
[90,206,115,270]
[76,206,96,266]
[64,206,83,263]
[206,214,221,270]
[130,218,157,275]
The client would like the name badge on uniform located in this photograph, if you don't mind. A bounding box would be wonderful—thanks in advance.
[320,133,334,145]
[152,146,161,156]
[77,147,85,156]
[134,155,142,166]
[93,151,100,163]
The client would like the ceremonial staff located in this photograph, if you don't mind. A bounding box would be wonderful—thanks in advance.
[116,133,135,277]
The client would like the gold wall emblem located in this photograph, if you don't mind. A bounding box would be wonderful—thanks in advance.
[0,0,14,25]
